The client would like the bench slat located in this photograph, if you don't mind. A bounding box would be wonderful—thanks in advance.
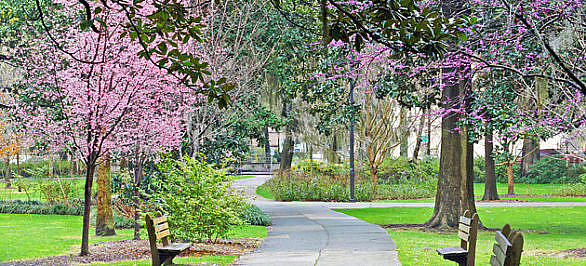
[155,222,169,233]
[153,216,167,225]
[156,229,170,240]
[495,231,512,250]
[459,224,470,234]
[492,243,507,264]
[490,255,501,266]
[458,230,469,241]
[459,216,472,225]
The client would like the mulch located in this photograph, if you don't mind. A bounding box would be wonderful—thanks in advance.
[1,238,262,266]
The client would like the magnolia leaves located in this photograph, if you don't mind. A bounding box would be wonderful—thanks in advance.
[326,0,470,56]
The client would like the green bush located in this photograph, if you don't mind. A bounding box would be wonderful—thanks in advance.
[557,183,586,196]
[376,178,437,199]
[473,157,521,183]
[239,205,271,226]
[374,157,439,183]
[39,179,79,204]
[0,200,83,215]
[267,161,375,202]
[143,156,246,241]
[524,157,583,184]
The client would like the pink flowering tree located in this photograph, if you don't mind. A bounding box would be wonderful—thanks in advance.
[15,2,192,255]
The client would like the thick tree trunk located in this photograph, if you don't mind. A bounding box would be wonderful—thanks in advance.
[521,138,539,176]
[412,113,426,161]
[96,156,115,236]
[133,155,144,240]
[482,133,499,200]
[425,82,476,229]
[507,161,515,195]
[425,0,476,230]
[81,161,96,256]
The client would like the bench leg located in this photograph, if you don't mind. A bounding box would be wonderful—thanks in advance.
[442,255,466,266]
[160,252,179,265]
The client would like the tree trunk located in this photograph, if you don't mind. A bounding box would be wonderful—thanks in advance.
[264,127,271,164]
[327,135,339,164]
[425,81,476,229]
[507,161,514,195]
[412,113,426,161]
[521,138,539,176]
[400,107,409,157]
[5,157,11,188]
[280,102,294,172]
[482,132,499,200]
[425,0,476,230]
[369,164,378,193]
[16,152,20,177]
[133,155,144,240]
[81,161,96,256]
[69,155,75,178]
[96,156,115,236]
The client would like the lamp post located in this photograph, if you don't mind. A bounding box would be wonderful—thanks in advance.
[349,65,356,202]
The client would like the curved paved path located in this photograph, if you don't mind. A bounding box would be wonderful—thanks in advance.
[234,176,401,266]
[232,175,586,266]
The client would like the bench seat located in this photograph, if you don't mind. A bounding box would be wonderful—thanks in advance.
[159,242,191,253]
[437,246,468,256]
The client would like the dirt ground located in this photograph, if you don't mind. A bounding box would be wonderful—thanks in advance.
[1,238,262,266]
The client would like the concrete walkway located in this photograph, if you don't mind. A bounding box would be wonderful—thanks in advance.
[234,176,401,266]
[232,175,585,266]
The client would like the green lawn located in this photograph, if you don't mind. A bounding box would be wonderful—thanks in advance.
[377,196,586,203]
[336,207,586,266]
[256,184,275,200]
[0,214,267,263]
[232,175,256,180]
[472,183,582,196]
[0,178,89,202]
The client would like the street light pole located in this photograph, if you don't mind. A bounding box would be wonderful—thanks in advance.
[349,65,356,202]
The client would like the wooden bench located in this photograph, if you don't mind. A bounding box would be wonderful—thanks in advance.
[145,214,191,266]
[490,224,524,266]
[436,210,479,266]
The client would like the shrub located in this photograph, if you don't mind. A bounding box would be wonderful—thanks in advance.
[267,164,375,202]
[376,177,437,199]
[557,183,586,196]
[39,179,78,204]
[523,157,584,184]
[239,205,271,226]
[142,156,246,241]
[474,157,522,183]
[374,157,439,183]
[0,200,83,215]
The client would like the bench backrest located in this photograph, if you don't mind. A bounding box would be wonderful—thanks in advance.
[490,224,524,266]
[458,210,479,266]
[145,214,171,265]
